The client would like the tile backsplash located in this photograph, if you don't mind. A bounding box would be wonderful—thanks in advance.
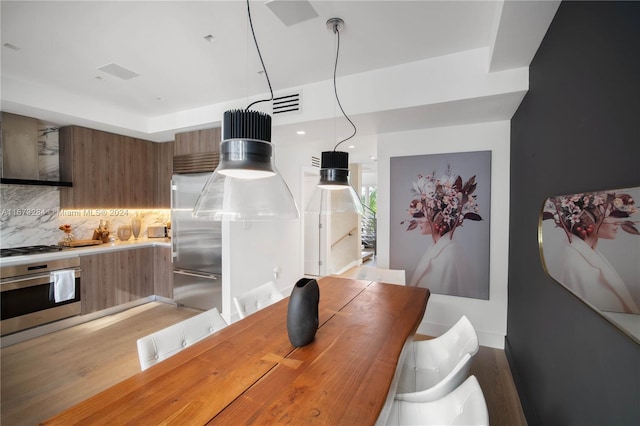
[38,125,60,181]
[0,184,170,248]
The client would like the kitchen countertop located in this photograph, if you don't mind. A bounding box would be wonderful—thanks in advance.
[0,238,171,267]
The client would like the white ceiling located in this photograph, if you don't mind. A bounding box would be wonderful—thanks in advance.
[1,1,559,169]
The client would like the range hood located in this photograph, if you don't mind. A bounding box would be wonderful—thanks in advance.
[1,112,72,187]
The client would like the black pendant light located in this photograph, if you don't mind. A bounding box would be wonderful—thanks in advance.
[217,109,275,179]
[306,18,363,215]
[193,1,298,221]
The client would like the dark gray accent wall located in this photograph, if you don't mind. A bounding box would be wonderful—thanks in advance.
[508,2,640,426]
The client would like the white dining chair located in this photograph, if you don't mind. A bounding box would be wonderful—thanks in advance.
[233,281,284,319]
[386,375,489,426]
[395,315,479,403]
[136,307,227,371]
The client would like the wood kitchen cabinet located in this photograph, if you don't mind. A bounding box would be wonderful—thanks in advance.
[59,126,173,208]
[1,112,39,180]
[155,141,173,207]
[80,248,155,314]
[174,127,220,155]
[153,247,173,299]
[80,247,173,315]
[80,247,173,314]
[172,127,220,174]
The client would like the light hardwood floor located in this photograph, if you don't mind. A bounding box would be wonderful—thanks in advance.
[1,301,526,425]
[0,302,198,425]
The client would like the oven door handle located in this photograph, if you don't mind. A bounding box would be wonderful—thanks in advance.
[0,269,81,292]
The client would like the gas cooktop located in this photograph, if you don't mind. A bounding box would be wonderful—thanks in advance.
[0,245,65,258]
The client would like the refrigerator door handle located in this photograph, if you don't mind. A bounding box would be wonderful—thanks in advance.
[174,269,218,280]
[171,180,177,262]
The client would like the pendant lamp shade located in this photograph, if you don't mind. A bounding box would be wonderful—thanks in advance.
[306,151,364,215]
[193,110,299,221]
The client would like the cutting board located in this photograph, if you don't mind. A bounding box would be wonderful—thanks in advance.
[60,239,104,247]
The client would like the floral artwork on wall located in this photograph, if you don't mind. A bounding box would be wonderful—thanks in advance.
[390,151,491,300]
[540,186,640,341]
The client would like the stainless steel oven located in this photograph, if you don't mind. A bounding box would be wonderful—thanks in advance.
[1,257,81,336]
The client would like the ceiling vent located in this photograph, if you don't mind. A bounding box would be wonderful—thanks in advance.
[97,63,141,80]
[265,0,319,27]
[311,156,320,168]
[273,92,301,115]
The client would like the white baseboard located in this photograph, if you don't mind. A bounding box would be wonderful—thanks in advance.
[334,259,361,275]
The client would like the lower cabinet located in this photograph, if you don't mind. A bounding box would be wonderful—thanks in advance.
[153,247,173,299]
[80,247,172,314]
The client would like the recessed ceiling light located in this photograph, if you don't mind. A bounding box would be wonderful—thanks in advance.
[348,145,355,149]
[296,130,306,135]
[3,43,21,51]
[369,156,377,161]
[203,34,216,43]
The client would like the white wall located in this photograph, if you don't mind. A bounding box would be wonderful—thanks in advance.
[221,219,300,324]
[377,121,510,349]
[219,137,340,323]
[327,212,360,274]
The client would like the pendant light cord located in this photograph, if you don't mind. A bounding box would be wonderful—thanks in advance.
[332,27,357,151]
[245,0,274,111]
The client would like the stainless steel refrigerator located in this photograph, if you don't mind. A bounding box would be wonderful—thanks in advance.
[171,173,222,311]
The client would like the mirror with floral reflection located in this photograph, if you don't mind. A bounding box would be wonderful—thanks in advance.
[539,186,640,343]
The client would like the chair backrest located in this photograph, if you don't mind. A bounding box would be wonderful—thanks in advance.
[355,267,406,285]
[396,315,479,402]
[233,281,284,319]
[136,308,227,371]
[386,375,489,426]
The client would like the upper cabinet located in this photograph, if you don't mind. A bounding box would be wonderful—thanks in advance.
[174,128,220,156]
[1,112,39,180]
[59,126,173,208]
[173,128,221,174]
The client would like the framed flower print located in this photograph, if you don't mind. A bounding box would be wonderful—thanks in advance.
[389,150,491,300]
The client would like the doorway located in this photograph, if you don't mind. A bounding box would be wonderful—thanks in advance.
[303,170,324,276]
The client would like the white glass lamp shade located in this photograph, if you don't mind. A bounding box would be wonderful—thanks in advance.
[192,110,299,221]
[305,151,364,215]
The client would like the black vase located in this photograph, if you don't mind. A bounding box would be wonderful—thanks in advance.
[287,278,320,347]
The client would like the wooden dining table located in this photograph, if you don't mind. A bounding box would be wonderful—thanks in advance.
[42,276,430,425]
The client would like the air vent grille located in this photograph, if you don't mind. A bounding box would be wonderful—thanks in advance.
[273,93,301,115]
[97,63,140,80]
[311,156,321,168]
[173,152,219,174]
